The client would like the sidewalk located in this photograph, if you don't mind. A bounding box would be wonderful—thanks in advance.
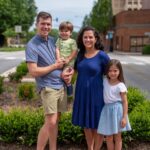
[109,50,142,56]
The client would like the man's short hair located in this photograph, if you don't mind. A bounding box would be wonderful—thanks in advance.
[36,11,52,23]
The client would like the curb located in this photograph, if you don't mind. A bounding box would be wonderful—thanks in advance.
[112,50,142,56]
[21,78,35,82]
[0,67,16,77]
[0,67,35,83]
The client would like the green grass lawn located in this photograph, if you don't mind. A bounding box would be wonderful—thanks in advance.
[0,47,25,52]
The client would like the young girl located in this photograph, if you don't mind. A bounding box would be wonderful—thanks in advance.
[97,59,131,150]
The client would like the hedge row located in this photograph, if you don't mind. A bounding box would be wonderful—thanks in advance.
[0,87,150,147]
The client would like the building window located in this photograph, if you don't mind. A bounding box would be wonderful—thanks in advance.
[130,36,149,52]
[143,37,150,45]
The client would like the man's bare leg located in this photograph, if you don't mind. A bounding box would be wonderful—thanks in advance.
[37,113,60,150]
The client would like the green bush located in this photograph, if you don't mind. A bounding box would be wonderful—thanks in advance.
[58,112,84,144]
[8,72,23,82]
[71,72,77,84]
[129,100,150,141]
[0,108,84,146]
[0,47,25,52]
[121,88,150,147]
[18,83,35,100]
[16,62,28,76]
[0,87,149,147]
[0,76,4,94]
[26,30,36,42]
[0,107,43,145]
[8,61,28,82]
[3,28,17,37]
[127,86,146,113]
[142,45,150,55]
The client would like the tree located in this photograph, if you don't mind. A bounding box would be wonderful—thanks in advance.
[82,0,112,33]
[0,0,37,33]
[82,15,91,27]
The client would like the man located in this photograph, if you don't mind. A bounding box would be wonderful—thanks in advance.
[25,11,67,150]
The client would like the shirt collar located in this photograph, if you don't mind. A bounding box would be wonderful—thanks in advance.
[36,34,49,42]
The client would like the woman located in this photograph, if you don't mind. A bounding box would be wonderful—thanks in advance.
[72,26,110,150]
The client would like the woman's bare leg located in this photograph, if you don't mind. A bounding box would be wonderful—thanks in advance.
[84,128,94,150]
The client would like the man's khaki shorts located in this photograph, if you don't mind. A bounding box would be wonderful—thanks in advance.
[40,87,67,115]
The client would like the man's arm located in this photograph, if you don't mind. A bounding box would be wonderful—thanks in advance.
[27,60,65,77]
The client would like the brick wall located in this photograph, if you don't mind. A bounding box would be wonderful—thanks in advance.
[115,9,150,25]
[113,9,150,52]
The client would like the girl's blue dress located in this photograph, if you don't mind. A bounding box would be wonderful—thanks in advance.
[72,51,110,129]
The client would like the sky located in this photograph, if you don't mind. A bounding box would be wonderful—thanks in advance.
[32,0,96,31]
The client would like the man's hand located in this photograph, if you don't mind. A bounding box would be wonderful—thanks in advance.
[54,59,65,69]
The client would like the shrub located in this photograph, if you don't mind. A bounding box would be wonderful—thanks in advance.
[71,72,77,84]
[8,72,23,82]
[8,61,28,82]
[58,112,85,144]
[0,47,25,52]
[16,62,28,76]
[0,108,85,146]
[18,83,35,100]
[129,100,150,141]
[0,107,44,145]
[142,45,150,55]
[0,76,4,94]
[127,86,145,113]
[0,87,149,147]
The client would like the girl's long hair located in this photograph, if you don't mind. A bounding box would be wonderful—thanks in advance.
[106,59,125,83]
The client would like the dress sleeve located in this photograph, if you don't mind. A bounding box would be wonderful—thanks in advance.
[119,83,127,93]
[101,52,110,75]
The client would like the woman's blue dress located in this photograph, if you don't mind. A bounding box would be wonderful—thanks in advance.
[72,51,110,129]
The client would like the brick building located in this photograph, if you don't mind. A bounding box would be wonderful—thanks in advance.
[113,9,150,52]
[109,0,150,52]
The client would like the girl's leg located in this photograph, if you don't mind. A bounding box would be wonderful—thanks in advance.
[94,130,104,150]
[84,128,94,150]
[106,135,114,150]
[114,133,122,150]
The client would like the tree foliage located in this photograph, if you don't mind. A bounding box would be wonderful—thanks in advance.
[0,0,37,33]
[82,15,91,27]
[82,0,112,33]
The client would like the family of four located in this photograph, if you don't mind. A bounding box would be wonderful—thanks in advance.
[25,11,131,150]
